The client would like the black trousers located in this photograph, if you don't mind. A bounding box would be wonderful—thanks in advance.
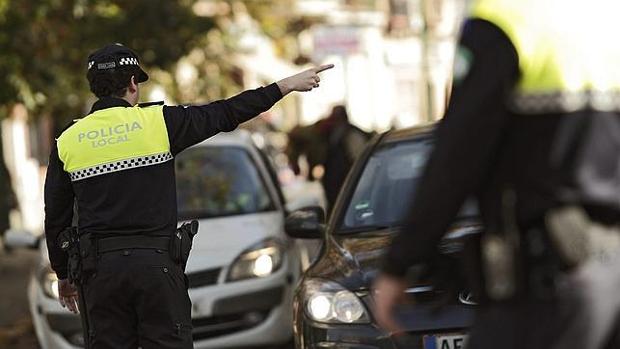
[81,249,193,349]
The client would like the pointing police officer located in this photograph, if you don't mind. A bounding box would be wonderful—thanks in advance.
[44,43,333,348]
[374,1,620,349]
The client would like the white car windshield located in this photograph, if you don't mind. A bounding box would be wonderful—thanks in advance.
[175,146,275,220]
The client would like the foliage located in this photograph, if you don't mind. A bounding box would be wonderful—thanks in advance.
[0,0,216,122]
[243,0,317,61]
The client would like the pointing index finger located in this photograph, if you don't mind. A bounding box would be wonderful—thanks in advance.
[314,64,334,74]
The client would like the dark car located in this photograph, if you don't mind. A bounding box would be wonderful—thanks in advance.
[285,125,481,349]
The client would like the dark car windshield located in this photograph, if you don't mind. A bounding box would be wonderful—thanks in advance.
[175,146,275,220]
[340,137,478,233]
[341,138,433,232]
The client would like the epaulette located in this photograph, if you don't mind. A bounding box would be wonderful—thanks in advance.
[138,101,165,108]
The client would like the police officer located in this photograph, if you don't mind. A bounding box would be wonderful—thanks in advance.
[44,43,333,348]
[373,1,620,348]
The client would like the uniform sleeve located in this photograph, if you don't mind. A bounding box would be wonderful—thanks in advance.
[382,19,520,277]
[44,143,75,279]
[163,83,283,155]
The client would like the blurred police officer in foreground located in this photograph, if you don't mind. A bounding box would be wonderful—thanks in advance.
[44,43,333,348]
[374,0,620,348]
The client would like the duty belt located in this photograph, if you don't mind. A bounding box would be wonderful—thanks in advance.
[97,235,170,254]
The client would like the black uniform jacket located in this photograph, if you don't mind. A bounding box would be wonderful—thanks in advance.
[45,83,282,279]
[383,19,620,277]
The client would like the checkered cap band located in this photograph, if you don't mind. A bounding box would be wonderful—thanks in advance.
[87,58,137,70]
[119,57,139,66]
[69,152,173,182]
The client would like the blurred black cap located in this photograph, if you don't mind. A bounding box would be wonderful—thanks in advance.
[87,43,149,83]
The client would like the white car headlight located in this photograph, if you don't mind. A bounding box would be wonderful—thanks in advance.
[303,279,370,324]
[227,238,284,282]
[39,267,60,299]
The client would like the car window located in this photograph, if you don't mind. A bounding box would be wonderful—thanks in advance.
[175,146,275,220]
[342,138,433,231]
[340,137,479,233]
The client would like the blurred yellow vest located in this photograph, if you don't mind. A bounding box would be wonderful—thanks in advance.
[471,0,620,113]
[57,105,171,182]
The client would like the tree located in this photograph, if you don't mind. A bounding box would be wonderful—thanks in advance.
[243,0,317,62]
[0,0,216,126]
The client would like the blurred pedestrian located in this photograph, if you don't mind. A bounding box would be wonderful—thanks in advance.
[321,105,370,212]
[373,1,620,348]
[287,105,370,213]
[44,42,333,348]
[0,143,17,248]
[286,120,328,180]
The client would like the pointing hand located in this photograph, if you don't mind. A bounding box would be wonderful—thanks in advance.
[277,64,335,95]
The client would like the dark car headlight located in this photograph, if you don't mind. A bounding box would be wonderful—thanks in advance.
[226,238,284,282]
[302,279,370,324]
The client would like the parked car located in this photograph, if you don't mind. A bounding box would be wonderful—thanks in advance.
[286,125,481,349]
[23,129,323,349]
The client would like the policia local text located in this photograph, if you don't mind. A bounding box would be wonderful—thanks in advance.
[77,121,143,148]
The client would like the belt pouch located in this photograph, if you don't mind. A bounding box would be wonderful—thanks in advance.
[546,205,620,268]
[79,235,97,275]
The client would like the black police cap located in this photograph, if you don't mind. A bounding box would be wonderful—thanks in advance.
[87,43,149,83]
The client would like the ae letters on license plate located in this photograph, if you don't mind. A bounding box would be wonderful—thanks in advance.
[438,336,465,349]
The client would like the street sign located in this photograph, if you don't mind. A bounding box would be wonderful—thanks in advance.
[313,26,361,57]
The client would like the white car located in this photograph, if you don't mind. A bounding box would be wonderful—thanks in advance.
[23,129,324,348]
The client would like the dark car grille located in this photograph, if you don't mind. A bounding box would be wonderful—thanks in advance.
[404,285,448,304]
[192,310,270,341]
[403,285,478,306]
[186,268,221,288]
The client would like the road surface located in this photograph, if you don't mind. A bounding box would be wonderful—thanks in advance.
[0,245,40,348]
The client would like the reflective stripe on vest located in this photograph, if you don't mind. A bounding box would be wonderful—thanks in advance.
[57,105,171,182]
[470,0,620,113]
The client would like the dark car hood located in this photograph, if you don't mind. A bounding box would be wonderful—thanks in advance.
[305,221,481,292]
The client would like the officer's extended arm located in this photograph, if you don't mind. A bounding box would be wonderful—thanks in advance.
[44,144,75,279]
[163,65,334,155]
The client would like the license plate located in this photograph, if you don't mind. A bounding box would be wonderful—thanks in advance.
[423,334,468,349]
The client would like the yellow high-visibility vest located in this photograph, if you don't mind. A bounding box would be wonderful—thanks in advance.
[57,105,171,182]
[471,0,620,113]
